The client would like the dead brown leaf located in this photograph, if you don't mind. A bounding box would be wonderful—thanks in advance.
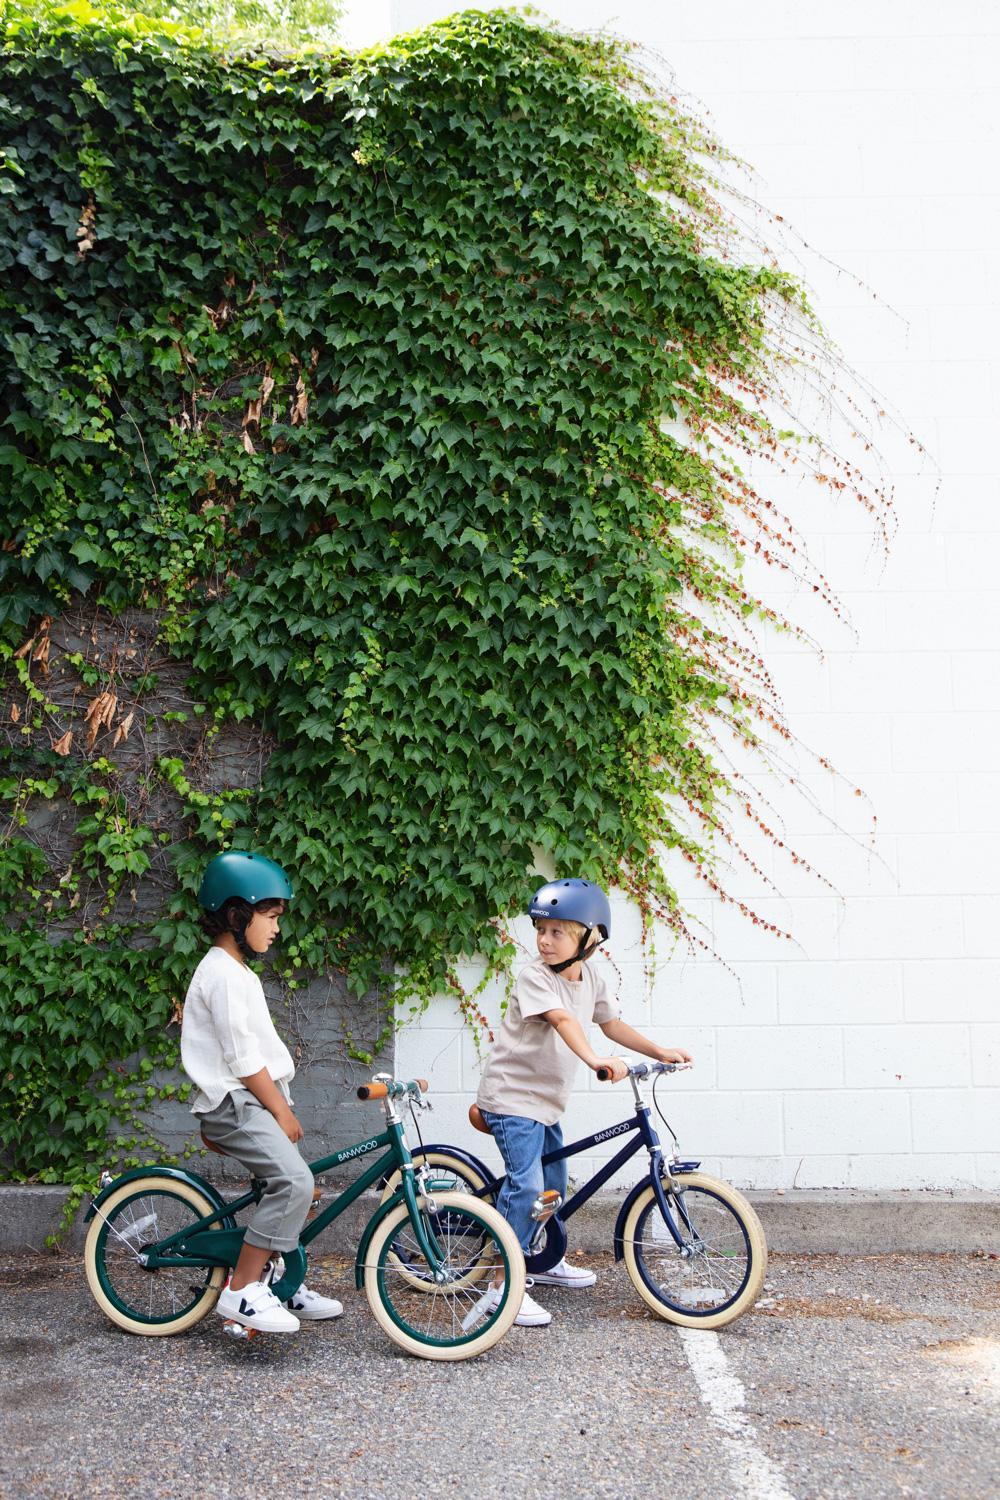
[241,429,255,455]
[111,711,135,749]
[9,703,20,724]
[290,360,308,425]
[76,197,97,258]
[51,730,73,756]
[203,297,231,331]
[84,691,117,749]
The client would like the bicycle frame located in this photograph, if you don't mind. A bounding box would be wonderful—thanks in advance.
[129,1110,444,1291]
[467,1080,701,1252]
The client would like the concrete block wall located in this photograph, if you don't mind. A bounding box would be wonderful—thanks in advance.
[340,0,1000,1189]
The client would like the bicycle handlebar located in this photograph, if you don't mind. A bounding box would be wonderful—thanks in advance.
[357,1077,429,1101]
[596,1061,690,1082]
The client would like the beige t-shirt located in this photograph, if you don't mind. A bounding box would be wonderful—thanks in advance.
[476,957,620,1126]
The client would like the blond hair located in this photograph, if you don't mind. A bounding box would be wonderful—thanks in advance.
[534,916,589,941]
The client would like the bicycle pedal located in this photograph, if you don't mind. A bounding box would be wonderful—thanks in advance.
[222,1319,257,1341]
[530,1189,562,1222]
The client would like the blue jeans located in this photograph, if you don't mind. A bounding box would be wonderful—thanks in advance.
[480,1111,568,1253]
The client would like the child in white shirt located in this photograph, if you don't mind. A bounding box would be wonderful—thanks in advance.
[181,850,342,1334]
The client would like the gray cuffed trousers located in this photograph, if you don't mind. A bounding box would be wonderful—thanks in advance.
[198,1088,314,1253]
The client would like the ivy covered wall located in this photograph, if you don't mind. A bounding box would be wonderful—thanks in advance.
[0,3,876,1185]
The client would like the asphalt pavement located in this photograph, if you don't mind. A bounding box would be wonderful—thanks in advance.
[1,1247,997,1499]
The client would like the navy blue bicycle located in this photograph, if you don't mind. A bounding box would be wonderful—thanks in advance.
[381,1061,767,1329]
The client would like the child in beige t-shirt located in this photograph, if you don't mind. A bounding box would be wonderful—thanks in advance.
[474,878,692,1327]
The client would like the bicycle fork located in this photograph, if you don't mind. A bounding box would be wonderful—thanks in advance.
[640,1102,705,1257]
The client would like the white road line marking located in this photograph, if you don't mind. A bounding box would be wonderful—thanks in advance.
[679,1328,797,1500]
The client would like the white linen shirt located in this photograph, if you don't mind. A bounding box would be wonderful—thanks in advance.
[181,945,294,1115]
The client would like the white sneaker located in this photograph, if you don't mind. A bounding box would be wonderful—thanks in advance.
[515,1285,552,1326]
[530,1257,597,1289]
[215,1279,300,1333]
[284,1285,344,1321]
[264,1257,343,1320]
[461,1281,552,1330]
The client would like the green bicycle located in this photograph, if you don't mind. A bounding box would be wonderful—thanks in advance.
[83,1075,525,1361]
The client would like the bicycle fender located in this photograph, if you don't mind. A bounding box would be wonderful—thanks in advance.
[415,1142,495,1185]
[85,1164,235,1227]
[612,1165,703,1260]
[612,1180,650,1262]
[354,1188,405,1289]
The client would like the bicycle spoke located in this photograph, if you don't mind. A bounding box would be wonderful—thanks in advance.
[634,1185,752,1315]
[375,1203,509,1343]
[93,1187,220,1326]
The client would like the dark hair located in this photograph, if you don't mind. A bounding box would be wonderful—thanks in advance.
[199,896,285,940]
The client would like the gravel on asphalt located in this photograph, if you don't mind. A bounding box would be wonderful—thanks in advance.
[1,1248,998,1500]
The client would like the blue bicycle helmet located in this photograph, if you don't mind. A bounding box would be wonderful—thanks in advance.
[528,878,611,972]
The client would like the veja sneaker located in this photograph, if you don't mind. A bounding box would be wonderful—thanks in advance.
[461,1281,552,1331]
[264,1257,343,1320]
[215,1279,300,1333]
[284,1285,344,1321]
[530,1257,597,1288]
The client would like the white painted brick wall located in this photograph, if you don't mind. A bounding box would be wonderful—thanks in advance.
[341,0,1000,1189]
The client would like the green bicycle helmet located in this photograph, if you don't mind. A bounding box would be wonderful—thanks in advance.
[198,851,293,912]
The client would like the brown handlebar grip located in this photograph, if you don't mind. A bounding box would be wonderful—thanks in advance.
[596,1067,613,1082]
[357,1081,388,1100]
[415,1078,429,1092]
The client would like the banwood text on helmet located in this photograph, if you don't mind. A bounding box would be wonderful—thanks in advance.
[528,878,611,973]
[198,851,293,912]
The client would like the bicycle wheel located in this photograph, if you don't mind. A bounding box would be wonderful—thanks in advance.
[379,1149,493,1203]
[380,1152,497,1292]
[84,1177,227,1336]
[622,1172,767,1330]
[364,1191,525,1360]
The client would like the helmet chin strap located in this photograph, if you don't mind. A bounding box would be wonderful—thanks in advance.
[231,913,258,963]
[550,927,600,975]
